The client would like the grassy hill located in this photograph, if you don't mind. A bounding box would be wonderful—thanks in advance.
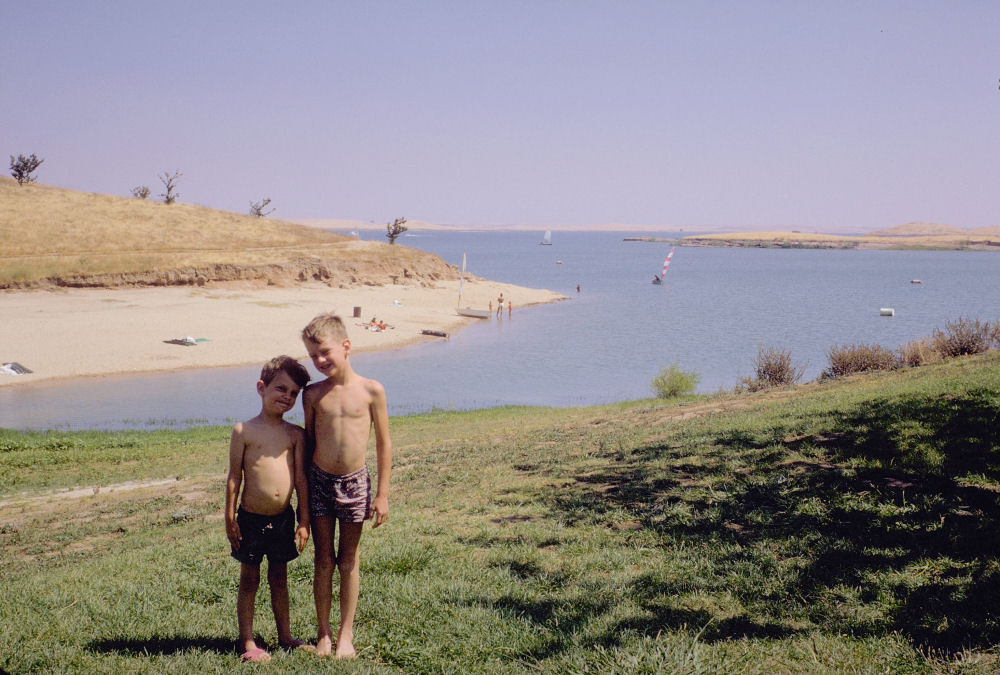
[0,177,456,288]
[2,353,999,672]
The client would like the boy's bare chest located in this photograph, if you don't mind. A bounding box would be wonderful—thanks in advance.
[315,388,371,424]
[244,427,294,465]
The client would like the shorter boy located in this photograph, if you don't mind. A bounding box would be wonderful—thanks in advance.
[225,355,312,663]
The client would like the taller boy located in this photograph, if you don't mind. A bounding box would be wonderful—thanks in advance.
[301,313,392,658]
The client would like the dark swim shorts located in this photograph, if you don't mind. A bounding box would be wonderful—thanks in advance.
[308,464,371,522]
[230,505,298,566]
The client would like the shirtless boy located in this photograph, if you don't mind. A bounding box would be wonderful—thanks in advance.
[225,356,312,663]
[301,313,392,658]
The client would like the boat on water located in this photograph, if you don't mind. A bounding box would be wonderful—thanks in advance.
[652,247,675,285]
[455,252,490,318]
[540,230,552,245]
[456,307,491,318]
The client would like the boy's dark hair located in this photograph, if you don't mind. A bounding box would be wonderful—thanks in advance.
[302,312,348,344]
[260,355,311,388]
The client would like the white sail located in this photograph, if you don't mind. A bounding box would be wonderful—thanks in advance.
[540,230,552,245]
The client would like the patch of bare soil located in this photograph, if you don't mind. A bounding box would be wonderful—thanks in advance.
[0,475,219,521]
[0,475,221,562]
[7,252,460,290]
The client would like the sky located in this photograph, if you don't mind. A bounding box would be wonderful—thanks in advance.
[2,1,998,232]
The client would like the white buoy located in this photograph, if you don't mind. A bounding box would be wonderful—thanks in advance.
[880,308,895,316]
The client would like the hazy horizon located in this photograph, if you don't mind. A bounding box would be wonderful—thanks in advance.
[4,3,998,232]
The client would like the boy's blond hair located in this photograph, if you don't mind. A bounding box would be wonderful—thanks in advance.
[260,355,311,388]
[301,312,348,344]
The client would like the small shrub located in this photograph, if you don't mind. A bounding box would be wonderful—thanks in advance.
[385,217,408,244]
[898,338,940,367]
[249,197,274,217]
[825,343,900,377]
[651,363,700,399]
[9,153,44,185]
[131,185,151,200]
[739,346,803,392]
[930,317,996,358]
[158,170,182,204]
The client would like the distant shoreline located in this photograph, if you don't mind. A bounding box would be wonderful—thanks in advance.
[297,220,1000,251]
[622,234,1000,252]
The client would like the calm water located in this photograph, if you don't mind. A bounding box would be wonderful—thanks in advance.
[3,231,999,430]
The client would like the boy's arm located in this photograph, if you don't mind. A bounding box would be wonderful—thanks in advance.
[369,381,392,528]
[291,426,310,552]
[225,424,246,550]
[302,385,316,470]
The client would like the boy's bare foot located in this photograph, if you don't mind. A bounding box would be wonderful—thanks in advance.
[278,638,310,650]
[240,646,271,663]
[313,634,333,657]
[334,633,356,659]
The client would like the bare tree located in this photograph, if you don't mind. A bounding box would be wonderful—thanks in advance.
[131,185,151,200]
[9,153,44,185]
[385,217,408,244]
[158,170,182,204]
[249,198,275,217]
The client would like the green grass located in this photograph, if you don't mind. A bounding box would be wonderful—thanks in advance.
[2,354,1000,672]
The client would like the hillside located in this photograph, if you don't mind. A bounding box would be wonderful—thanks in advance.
[0,177,458,288]
[2,353,999,672]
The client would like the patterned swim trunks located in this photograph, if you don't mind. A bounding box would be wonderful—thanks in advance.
[308,464,371,522]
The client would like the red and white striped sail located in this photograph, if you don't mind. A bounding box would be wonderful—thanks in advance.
[660,247,675,280]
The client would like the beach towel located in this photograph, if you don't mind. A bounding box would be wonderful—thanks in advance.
[164,336,212,346]
[1,362,33,375]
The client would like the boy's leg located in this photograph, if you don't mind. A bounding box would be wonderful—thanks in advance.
[312,515,337,656]
[267,560,294,645]
[334,520,364,658]
[238,563,268,657]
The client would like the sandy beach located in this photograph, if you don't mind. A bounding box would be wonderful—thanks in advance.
[0,278,565,386]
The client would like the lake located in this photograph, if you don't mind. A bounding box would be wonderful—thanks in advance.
[2,230,999,430]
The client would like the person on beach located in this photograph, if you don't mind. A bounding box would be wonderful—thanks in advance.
[301,313,392,659]
[496,293,504,318]
[225,355,313,663]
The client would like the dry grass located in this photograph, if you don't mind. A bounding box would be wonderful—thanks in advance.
[0,178,452,286]
[898,338,941,367]
[0,177,343,255]
[825,343,900,377]
[738,345,805,391]
[930,317,1000,358]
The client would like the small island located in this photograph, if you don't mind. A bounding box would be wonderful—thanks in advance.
[625,223,1000,251]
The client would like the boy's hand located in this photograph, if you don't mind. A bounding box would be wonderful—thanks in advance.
[369,494,389,528]
[295,523,310,552]
[226,518,241,550]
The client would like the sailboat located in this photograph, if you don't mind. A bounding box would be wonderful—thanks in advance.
[456,253,490,318]
[540,230,552,246]
[651,247,674,285]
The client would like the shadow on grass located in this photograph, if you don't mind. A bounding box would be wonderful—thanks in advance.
[86,635,234,656]
[490,384,1000,659]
